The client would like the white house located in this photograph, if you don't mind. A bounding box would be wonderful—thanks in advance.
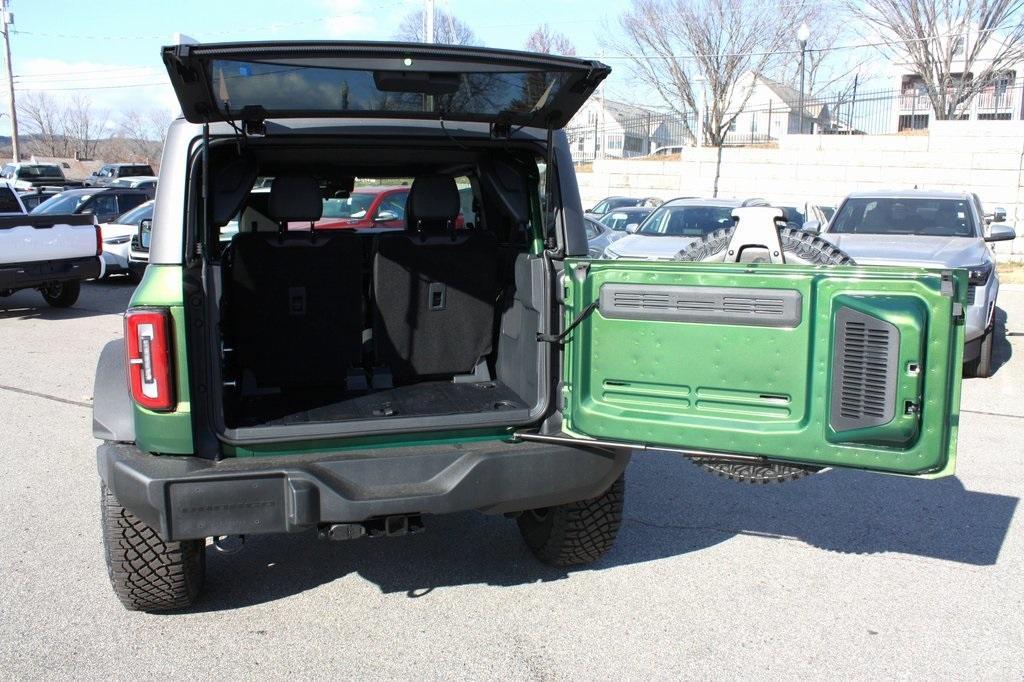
[888,31,1024,132]
[722,72,831,142]
[566,96,686,161]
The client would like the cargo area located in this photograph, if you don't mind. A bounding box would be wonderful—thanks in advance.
[194,138,552,438]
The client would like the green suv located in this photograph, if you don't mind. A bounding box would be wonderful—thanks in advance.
[92,41,966,611]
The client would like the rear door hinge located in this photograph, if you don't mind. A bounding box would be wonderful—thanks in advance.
[952,302,965,324]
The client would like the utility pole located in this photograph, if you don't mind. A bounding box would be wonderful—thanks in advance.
[1,0,18,161]
[424,0,435,43]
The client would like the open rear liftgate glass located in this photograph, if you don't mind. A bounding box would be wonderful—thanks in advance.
[543,260,964,477]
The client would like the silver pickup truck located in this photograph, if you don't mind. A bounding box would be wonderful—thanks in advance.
[812,190,1016,377]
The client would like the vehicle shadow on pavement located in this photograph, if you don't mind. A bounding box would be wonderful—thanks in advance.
[988,307,1013,375]
[188,452,1017,612]
[0,279,135,320]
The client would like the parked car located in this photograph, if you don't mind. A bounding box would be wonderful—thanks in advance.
[18,188,60,212]
[584,195,662,218]
[110,175,158,191]
[815,190,1015,377]
[602,197,768,260]
[0,162,70,190]
[584,216,616,257]
[92,40,966,612]
[31,187,152,224]
[0,208,102,307]
[314,185,411,230]
[598,206,654,232]
[82,163,156,188]
[99,200,153,280]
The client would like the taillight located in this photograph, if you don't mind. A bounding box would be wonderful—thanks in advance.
[124,308,175,411]
[95,225,103,256]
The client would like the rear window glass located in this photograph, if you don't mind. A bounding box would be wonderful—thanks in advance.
[210,59,574,121]
[0,187,23,213]
[830,198,976,237]
[638,205,735,237]
[16,165,62,178]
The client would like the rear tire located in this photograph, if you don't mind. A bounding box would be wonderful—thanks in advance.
[101,483,205,611]
[517,475,624,566]
[41,280,81,308]
[965,327,994,378]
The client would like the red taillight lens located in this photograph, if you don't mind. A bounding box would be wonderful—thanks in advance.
[96,225,103,256]
[124,308,175,411]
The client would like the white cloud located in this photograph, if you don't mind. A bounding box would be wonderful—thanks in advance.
[321,0,379,39]
[5,57,179,137]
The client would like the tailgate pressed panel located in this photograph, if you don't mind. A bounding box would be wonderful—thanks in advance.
[562,261,964,476]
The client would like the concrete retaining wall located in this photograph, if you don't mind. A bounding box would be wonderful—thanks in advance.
[574,120,1024,259]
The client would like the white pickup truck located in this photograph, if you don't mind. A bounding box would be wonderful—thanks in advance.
[0,212,103,307]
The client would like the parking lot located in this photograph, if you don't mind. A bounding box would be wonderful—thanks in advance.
[1,279,1022,678]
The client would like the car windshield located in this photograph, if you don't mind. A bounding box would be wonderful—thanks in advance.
[600,209,650,231]
[829,198,976,237]
[114,202,153,225]
[593,197,638,214]
[637,204,735,237]
[322,193,377,219]
[17,165,62,178]
[31,192,90,214]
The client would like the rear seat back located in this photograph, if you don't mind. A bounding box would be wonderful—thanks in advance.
[228,175,362,389]
[374,174,498,381]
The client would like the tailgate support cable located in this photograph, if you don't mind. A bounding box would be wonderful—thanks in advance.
[536,300,598,344]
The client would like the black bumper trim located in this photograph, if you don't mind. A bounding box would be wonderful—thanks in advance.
[97,440,629,541]
[0,256,101,291]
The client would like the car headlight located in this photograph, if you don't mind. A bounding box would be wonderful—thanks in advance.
[104,235,132,245]
[965,262,993,285]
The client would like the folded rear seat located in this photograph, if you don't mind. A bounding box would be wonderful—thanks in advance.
[373,174,499,382]
[228,175,362,390]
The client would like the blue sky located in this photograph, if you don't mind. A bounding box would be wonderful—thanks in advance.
[1,0,636,135]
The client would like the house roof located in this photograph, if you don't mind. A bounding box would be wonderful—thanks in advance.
[754,75,828,118]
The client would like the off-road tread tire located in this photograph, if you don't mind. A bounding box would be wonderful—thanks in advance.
[675,226,856,266]
[517,475,624,566]
[677,226,848,483]
[101,483,204,611]
[41,280,81,307]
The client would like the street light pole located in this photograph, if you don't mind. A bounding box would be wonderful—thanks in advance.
[1,0,18,161]
[797,22,810,135]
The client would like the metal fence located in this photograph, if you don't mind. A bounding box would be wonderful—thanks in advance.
[568,82,1024,164]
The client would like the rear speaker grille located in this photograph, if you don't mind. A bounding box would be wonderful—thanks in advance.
[830,308,899,432]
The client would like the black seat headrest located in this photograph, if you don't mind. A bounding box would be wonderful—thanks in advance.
[268,175,323,222]
[407,174,459,232]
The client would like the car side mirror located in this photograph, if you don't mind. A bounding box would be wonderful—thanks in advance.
[138,219,153,249]
[626,223,641,234]
[992,207,1007,223]
[91,171,99,176]
[803,219,821,234]
[985,223,1016,242]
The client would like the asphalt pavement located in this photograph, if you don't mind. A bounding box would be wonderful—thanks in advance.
[1,278,1022,679]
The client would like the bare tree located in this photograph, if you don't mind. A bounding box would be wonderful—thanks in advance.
[775,17,872,97]
[614,0,815,195]
[524,24,578,56]
[17,92,71,157]
[62,95,108,160]
[395,8,478,45]
[117,108,173,163]
[849,0,1024,119]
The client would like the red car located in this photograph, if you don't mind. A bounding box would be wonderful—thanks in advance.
[313,185,410,230]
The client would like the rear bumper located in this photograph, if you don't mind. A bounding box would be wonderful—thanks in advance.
[97,439,630,541]
[0,256,101,291]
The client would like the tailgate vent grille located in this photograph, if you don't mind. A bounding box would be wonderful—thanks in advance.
[830,307,899,432]
[600,284,801,327]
